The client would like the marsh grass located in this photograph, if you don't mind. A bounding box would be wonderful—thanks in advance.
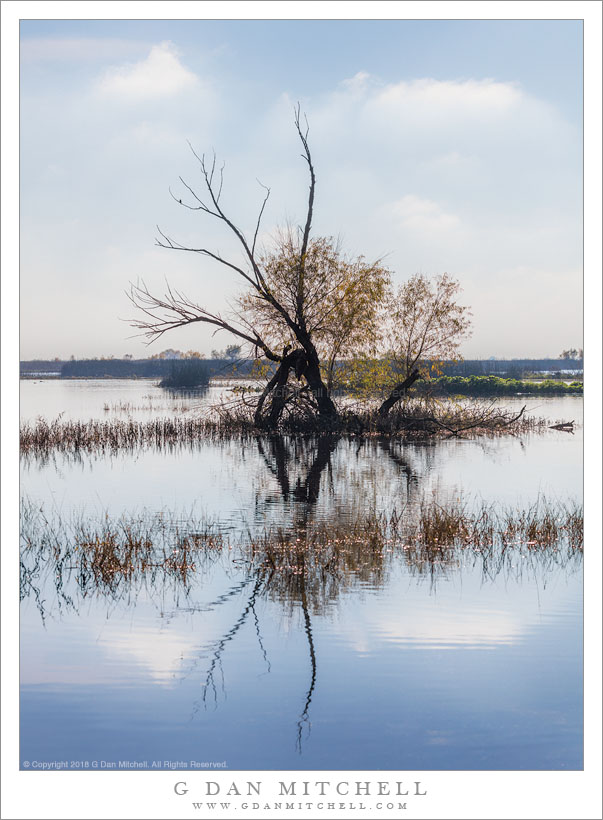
[19,415,247,458]
[250,517,391,611]
[102,398,193,414]
[21,496,582,620]
[390,496,583,585]
[19,499,223,618]
[20,400,553,458]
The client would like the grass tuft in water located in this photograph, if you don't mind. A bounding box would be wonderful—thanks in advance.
[20,401,556,458]
[20,496,582,621]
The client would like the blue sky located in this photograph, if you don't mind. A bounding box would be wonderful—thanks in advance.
[19,18,583,358]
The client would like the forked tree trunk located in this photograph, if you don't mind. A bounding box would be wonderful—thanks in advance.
[266,352,301,428]
[378,368,422,417]
[255,347,338,429]
[255,350,298,428]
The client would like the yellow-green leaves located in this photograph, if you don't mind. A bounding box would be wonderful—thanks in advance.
[384,273,472,379]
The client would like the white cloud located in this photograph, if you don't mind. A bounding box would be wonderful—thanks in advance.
[18,47,581,359]
[315,72,575,160]
[339,70,372,94]
[372,77,521,117]
[97,41,199,101]
[389,194,461,233]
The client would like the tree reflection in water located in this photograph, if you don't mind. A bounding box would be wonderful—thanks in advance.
[20,435,582,753]
[196,574,265,710]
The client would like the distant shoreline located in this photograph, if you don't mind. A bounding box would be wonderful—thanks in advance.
[19,372,583,397]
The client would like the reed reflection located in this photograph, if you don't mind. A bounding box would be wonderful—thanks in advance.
[21,494,582,623]
[20,436,582,754]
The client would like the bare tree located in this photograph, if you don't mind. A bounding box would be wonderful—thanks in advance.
[129,113,477,430]
[559,348,583,360]
[129,107,339,426]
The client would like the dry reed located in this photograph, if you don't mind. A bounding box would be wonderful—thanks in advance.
[20,402,553,458]
[21,495,582,620]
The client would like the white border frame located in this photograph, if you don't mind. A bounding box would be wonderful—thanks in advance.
[2,4,601,819]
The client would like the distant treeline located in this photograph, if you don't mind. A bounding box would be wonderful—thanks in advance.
[20,356,583,381]
[438,358,583,376]
[58,358,215,383]
[20,358,256,380]
[21,360,64,375]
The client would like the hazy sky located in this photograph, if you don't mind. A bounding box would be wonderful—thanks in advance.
[19,18,583,359]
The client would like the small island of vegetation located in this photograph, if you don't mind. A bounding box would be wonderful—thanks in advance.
[158,358,210,388]
[121,109,581,437]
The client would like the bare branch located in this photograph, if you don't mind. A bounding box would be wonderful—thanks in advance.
[127,280,281,361]
[294,104,316,261]
[252,180,271,257]
[169,186,203,211]
[175,177,214,213]
[129,120,338,420]
[217,162,225,203]
[154,226,258,289]
[293,104,316,330]
[160,139,308,343]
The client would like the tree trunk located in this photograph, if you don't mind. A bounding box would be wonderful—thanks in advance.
[255,347,338,428]
[302,355,338,420]
[266,359,294,427]
[378,368,422,417]
[254,349,311,428]
[254,363,284,427]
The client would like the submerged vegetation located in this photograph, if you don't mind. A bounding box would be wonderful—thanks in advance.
[20,495,583,620]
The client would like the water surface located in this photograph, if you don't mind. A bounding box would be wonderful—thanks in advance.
[20,381,583,770]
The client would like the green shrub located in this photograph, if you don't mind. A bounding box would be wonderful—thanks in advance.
[434,375,582,397]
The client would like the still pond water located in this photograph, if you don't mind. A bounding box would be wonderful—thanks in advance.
[20,380,583,770]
